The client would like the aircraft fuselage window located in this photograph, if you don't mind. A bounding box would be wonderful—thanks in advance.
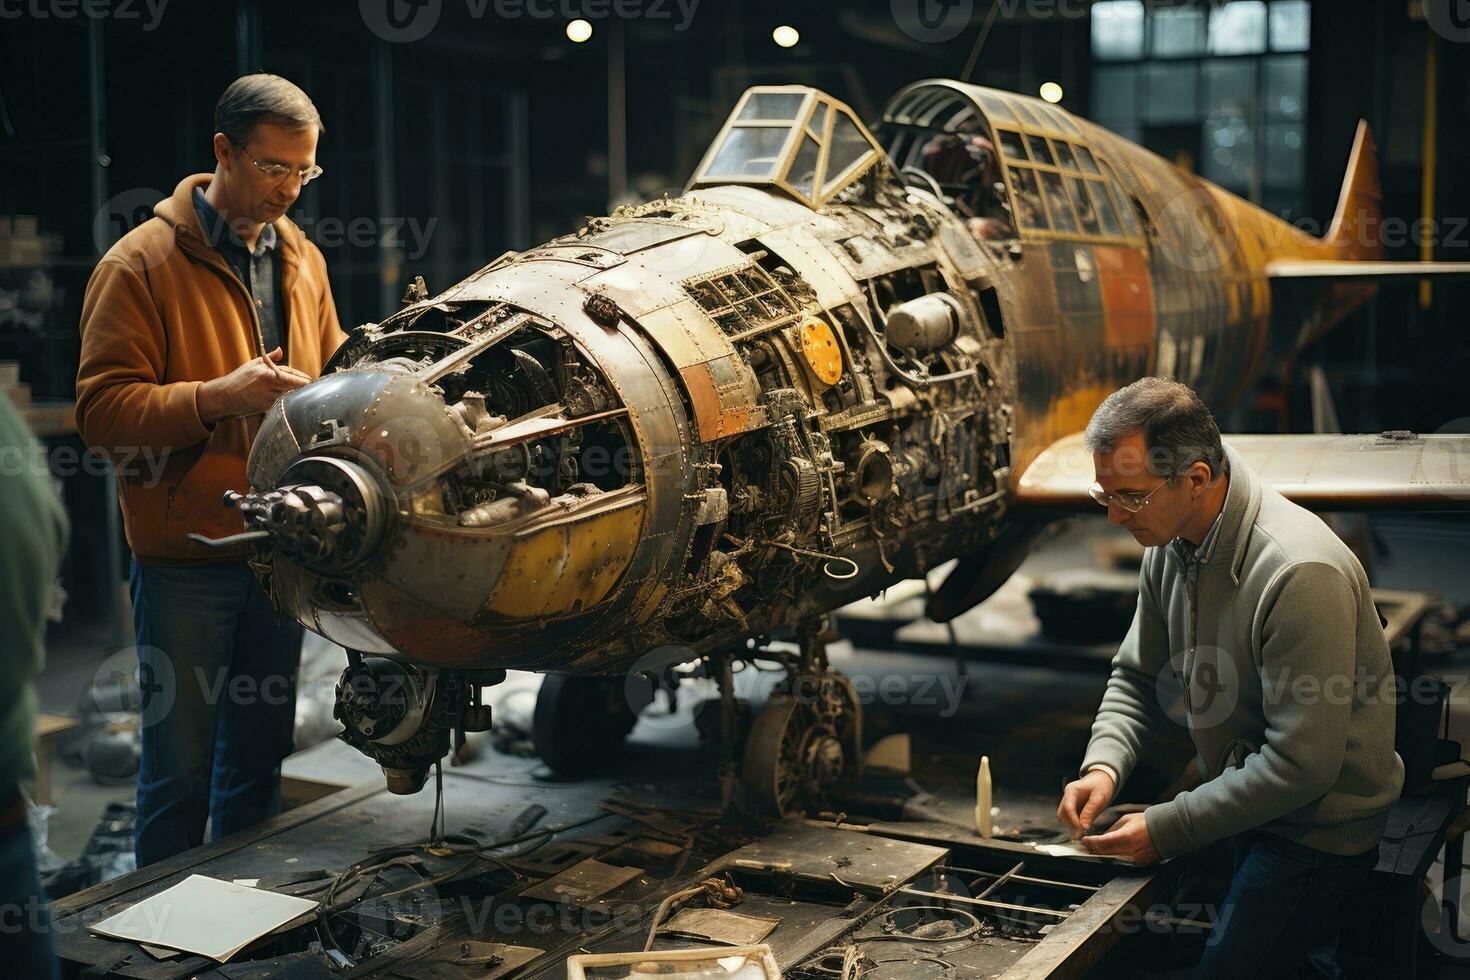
[1039,171,1079,232]
[1088,179,1125,236]
[919,133,1014,240]
[1066,176,1103,235]
[997,129,1028,161]
[1074,144,1103,175]
[1010,167,1048,231]
[1053,141,1080,172]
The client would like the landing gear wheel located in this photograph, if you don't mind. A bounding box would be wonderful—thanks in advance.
[741,671,862,817]
[532,674,639,777]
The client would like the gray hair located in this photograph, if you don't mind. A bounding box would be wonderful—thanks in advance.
[214,73,322,147]
[1084,377,1224,482]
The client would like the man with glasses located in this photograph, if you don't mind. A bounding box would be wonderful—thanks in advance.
[76,73,344,865]
[1056,378,1401,977]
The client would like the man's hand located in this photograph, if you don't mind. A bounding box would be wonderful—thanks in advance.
[1080,812,1159,865]
[197,347,310,423]
[1057,768,1115,840]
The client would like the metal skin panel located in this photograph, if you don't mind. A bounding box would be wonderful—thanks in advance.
[246,397,301,489]
[483,494,646,619]
[1094,245,1154,349]
[374,522,516,624]
[359,575,509,665]
[266,556,397,654]
[352,376,476,490]
[448,272,699,651]
[689,184,838,234]
[680,361,725,441]
[755,226,866,312]
[588,237,750,319]
[632,300,729,369]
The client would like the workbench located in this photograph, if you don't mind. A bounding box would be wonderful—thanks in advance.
[49,748,1156,979]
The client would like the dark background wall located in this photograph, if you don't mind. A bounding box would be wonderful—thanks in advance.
[0,0,1464,434]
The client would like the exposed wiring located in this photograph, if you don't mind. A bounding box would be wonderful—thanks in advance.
[313,809,615,960]
[853,906,982,944]
[642,876,743,952]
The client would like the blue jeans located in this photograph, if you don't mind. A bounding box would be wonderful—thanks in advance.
[1198,830,1378,979]
[0,816,58,980]
[130,560,302,867]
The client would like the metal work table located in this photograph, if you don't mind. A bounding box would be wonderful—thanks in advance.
[49,753,1155,979]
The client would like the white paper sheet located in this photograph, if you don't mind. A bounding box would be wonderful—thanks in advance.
[1029,841,1137,863]
[88,874,319,962]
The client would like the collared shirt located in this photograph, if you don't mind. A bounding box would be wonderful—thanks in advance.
[1177,507,1225,566]
[192,188,286,357]
[1171,465,1231,572]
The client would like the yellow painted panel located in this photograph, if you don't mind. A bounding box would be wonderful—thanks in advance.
[484,500,645,619]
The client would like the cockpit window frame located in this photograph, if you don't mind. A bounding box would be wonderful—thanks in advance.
[687,86,888,210]
[880,79,1147,248]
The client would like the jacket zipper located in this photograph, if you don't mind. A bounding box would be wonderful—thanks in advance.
[219,259,267,358]
[167,248,270,511]
[1182,552,1199,717]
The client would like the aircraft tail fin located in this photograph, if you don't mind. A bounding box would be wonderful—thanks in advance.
[1323,120,1382,261]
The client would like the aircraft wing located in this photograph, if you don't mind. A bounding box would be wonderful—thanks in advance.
[1014,431,1470,512]
[1266,260,1470,280]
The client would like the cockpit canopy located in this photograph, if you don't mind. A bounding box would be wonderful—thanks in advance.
[880,79,1145,245]
[687,86,888,209]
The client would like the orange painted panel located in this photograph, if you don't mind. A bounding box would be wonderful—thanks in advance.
[1095,245,1154,348]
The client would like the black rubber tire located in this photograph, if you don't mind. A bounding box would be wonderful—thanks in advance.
[531,674,639,777]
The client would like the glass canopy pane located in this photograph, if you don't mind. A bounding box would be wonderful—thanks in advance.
[704,127,789,179]
[737,92,805,121]
[825,112,874,183]
[790,134,821,199]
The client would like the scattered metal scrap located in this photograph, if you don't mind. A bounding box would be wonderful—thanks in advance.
[714,823,947,897]
[520,857,643,908]
[660,907,780,946]
[389,941,542,980]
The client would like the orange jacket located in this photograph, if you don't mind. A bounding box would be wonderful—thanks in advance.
[76,174,346,564]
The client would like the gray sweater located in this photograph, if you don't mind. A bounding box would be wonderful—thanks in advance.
[1081,445,1404,858]
[0,393,68,793]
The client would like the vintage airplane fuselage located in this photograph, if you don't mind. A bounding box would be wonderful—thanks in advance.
[234,81,1377,677]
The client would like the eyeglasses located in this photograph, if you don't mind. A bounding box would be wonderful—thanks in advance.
[236,143,324,186]
[1088,477,1170,514]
